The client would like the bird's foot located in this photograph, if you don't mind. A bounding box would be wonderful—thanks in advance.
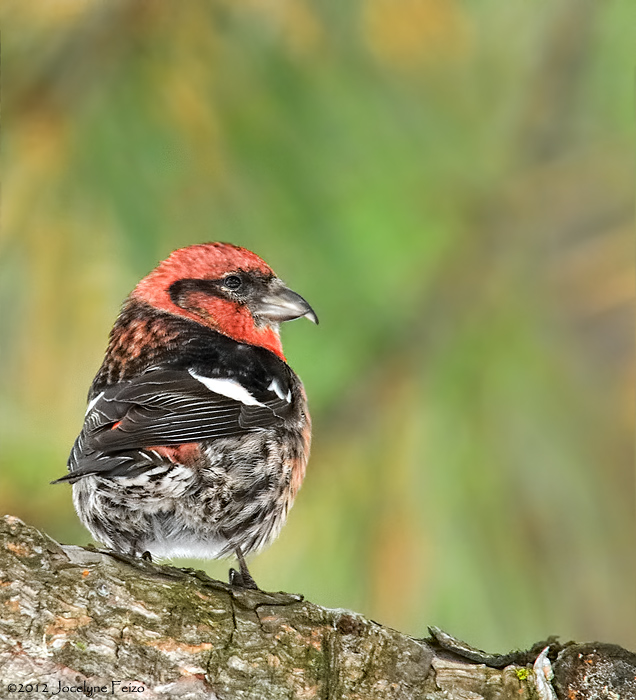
[228,566,258,589]
[229,547,259,589]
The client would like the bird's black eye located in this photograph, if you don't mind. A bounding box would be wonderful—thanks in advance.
[223,275,242,291]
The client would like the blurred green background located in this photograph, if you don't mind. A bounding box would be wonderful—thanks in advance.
[2,0,634,652]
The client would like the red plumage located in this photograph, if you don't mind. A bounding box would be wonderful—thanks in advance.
[55,242,318,588]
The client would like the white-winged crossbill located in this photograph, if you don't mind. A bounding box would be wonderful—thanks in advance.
[54,242,317,588]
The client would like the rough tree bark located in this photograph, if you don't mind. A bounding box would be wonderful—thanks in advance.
[0,516,634,699]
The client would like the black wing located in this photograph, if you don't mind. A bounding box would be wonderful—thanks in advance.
[57,367,294,482]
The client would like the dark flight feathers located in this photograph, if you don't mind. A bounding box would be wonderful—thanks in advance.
[55,368,292,483]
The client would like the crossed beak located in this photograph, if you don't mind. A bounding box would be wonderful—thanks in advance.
[254,283,318,325]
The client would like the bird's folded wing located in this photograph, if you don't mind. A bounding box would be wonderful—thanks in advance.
[92,369,291,450]
[55,368,292,482]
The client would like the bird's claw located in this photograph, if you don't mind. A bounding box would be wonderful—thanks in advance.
[229,567,258,589]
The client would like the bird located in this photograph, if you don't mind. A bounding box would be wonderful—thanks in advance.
[54,242,317,588]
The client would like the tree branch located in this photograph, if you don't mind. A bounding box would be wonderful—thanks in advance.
[0,516,634,699]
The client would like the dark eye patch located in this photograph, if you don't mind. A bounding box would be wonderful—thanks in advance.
[168,272,272,312]
[168,279,221,308]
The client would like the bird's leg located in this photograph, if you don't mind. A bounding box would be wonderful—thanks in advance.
[229,547,258,589]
